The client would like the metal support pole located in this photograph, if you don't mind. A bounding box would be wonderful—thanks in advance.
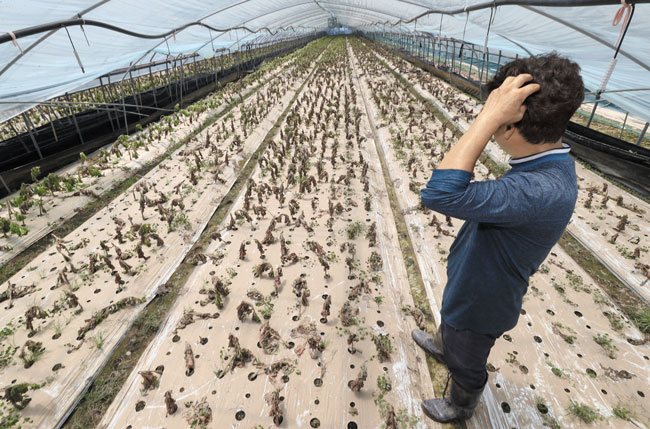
[178,57,184,108]
[118,80,129,133]
[21,112,44,160]
[213,55,219,91]
[37,105,58,142]
[445,39,449,67]
[148,66,157,107]
[636,122,649,146]
[171,57,177,102]
[619,112,628,139]
[64,93,85,144]
[468,45,475,80]
[164,58,172,99]
[479,49,487,82]
[193,55,200,90]
[48,105,62,134]
[586,99,599,128]
[99,76,116,132]
[0,173,11,195]
[106,75,121,110]
[128,70,141,114]
[8,119,31,153]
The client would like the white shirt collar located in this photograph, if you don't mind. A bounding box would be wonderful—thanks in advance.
[508,143,571,166]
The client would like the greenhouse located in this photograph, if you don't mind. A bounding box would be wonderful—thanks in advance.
[0,1,649,428]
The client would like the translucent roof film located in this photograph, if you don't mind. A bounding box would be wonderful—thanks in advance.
[1,1,649,122]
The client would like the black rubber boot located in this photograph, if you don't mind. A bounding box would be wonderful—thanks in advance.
[421,377,485,423]
[411,328,446,365]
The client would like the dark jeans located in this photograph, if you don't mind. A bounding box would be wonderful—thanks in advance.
[440,319,501,390]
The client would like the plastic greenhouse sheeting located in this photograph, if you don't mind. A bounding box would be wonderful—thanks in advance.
[1,1,650,123]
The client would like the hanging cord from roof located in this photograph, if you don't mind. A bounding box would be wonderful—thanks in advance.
[479,3,497,82]
[588,0,635,126]
[64,27,85,73]
[462,11,470,41]
[483,2,496,55]
[599,0,634,92]
[77,13,90,46]
[8,31,22,55]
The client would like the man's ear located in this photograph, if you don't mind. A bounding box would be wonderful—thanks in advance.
[504,124,516,140]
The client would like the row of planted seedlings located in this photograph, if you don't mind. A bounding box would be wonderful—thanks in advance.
[97,37,431,429]
[0,38,330,428]
[368,39,650,303]
[350,37,650,428]
[0,42,306,268]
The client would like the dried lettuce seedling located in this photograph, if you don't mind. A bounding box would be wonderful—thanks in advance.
[348,364,367,392]
[184,342,195,376]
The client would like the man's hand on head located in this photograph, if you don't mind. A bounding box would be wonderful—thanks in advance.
[434,74,540,173]
[479,74,541,129]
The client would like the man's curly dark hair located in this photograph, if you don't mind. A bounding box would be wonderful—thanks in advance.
[487,53,584,144]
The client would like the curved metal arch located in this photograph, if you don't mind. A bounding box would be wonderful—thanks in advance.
[329,10,400,26]
[116,19,318,87]
[0,19,316,45]
[319,1,417,22]
[260,11,333,32]
[205,3,327,45]
[522,5,650,73]
[0,0,306,78]
[0,0,112,79]
[350,2,650,74]
[373,0,650,25]
[220,2,330,29]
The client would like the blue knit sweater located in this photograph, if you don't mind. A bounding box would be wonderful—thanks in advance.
[421,146,577,335]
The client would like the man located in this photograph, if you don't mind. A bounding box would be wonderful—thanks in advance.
[413,54,584,423]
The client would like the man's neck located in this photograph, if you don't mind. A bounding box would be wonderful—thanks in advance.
[509,139,563,159]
